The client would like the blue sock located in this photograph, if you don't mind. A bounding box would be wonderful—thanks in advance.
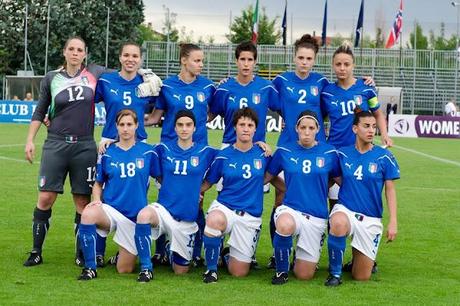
[328,234,346,277]
[155,234,166,256]
[269,207,276,247]
[96,233,106,257]
[135,223,153,271]
[79,224,97,270]
[192,208,205,258]
[273,232,292,273]
[204,235,221,271]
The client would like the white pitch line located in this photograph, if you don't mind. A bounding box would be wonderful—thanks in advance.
[0,143,25,148]
[392,144,460,168]
[399,186,459,192]
[0,156,29,163]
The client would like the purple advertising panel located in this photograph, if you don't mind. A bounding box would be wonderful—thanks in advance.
[415,116,460,139]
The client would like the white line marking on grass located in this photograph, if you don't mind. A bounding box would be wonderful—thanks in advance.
[392,144,460,168]
[399,186,458,192]
[0,156,29,163]
[0,144,24,148]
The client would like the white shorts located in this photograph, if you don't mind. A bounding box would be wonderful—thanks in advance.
[274,205,327,263]
[96,204,137,255]
[328,183,340,200]
[330,204,383,261]
[149,203,198,261]
[208,200,262,263]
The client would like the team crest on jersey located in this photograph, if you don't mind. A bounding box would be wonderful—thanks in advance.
[368,162,378,173]
[136,158,145,169]
[354,95,363,106]
[253,159,262,170]
[316,157,325,168]
[81,76,89,85]
[310,86,319,96]
[39,176,46,188]
[197,92,205,103]
[252,93,261,104]
[191,156,199,167]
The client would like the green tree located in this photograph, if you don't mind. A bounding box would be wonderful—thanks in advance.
[138,23,164,42]
[408,22,428,49]
[226,5,281,44]
[0,0,145,75]
[429,23,457,50]
[161,6,179,42]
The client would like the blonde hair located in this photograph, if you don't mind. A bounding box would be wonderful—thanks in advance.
[333,40,354,62]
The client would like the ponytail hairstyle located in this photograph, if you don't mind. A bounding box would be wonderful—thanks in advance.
[179,43,202,61]
[62,36,86,69]
[333,40,354,62]
[294,34,319,55]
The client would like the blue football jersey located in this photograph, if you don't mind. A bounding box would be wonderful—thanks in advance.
[321,79,379,148]
[96,142,157,221]
[337,145,400,218]
[210,76,279,144]
[156,75,215,144]
[267,142,340,219]
[205,145,269,217]
[154,141,217,222]
[95,72,155,141]
[272,71,329,146]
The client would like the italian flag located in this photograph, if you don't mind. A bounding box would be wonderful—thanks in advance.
[251,0,259,44]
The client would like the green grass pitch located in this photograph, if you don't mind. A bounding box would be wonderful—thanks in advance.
[0,123,459,305]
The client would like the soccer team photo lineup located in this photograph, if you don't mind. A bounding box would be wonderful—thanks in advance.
[2,0,459,302]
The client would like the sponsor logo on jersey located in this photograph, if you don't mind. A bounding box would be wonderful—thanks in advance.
[229,162,237,169]
[173,94,181,101]
[81,76,89,85]
[252,93,261,104]
[110,89,119,95]
[368,162,378,173]
[136,158,145,169]
[289,157,299,164]
[316,157,325,168]
[39,176,46,188]
[191,156,199,167]
[197,92,205,102]
[354,95,363,106]
[331,100,338,106]
[253,159,262,170]
[286,86,294,93]
[345,162,353,169]
[310,86,319,96]
[229,96,236,102]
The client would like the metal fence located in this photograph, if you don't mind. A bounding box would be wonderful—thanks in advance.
[144,42,460,115]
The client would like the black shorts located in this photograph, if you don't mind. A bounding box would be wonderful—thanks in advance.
[38,134,97,195]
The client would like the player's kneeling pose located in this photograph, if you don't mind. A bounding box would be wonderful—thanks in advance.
[77,109,156,280]
[200,107,284,283]
[265,111,340,285]
[134,110,217,282]
[325,111,399,287]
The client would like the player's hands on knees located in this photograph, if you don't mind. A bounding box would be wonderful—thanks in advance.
[25,141,35,163]
[381,135,393,148]
[98,139,114,154]
[386,220,397,242]
[362,76,376,87]
[137,68,163,97]
[87,200,103,208]
[255,141,272,157]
